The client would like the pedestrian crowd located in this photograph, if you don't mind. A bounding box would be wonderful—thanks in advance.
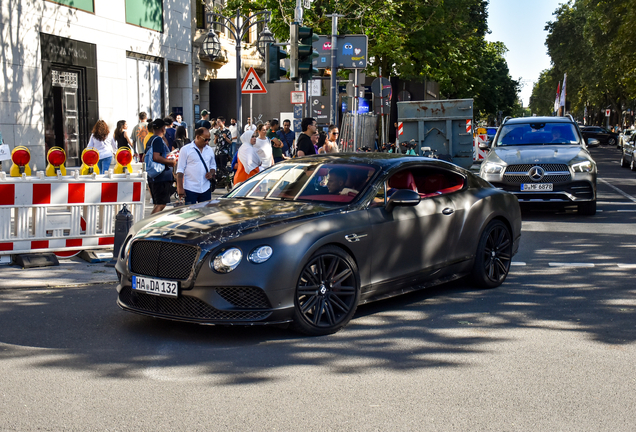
[85,110,341,212]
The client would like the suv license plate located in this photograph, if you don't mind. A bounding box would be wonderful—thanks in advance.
[521,183,553,191]
[132,275,178,298]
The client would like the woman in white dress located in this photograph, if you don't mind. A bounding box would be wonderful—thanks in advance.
[253,123,274,171]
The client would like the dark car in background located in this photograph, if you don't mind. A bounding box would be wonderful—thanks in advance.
[480,116,597,215]
[580,126,619,146]
[115,154,521,335]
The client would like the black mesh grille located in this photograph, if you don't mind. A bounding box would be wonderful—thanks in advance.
[119,287,271,321]
[506,164,569,172]
[130,241,198,280]
[503,174,572,184]
[216,287,271,309]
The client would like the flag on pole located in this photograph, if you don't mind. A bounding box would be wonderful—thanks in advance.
[559,73,567,108]
[554,81,561,114]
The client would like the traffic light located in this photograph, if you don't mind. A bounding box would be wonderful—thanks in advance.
[290,23,319,81]
[266,43,288,83]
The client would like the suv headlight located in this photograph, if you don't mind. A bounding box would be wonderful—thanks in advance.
[482,162,505,175]
[212,247,242,273]
[571,161,593,173]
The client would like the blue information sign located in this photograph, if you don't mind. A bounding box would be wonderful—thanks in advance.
[293,105,303,119]
[293,119,302,133]
[313,35,368,69]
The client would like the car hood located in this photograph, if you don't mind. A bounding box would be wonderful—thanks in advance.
[490,145,585,165]
[133,198,341,245]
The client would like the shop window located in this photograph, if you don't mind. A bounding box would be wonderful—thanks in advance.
[46,0,94,13]
[126,0,163,32]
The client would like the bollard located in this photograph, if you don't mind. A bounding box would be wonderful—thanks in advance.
[105,204,135,267]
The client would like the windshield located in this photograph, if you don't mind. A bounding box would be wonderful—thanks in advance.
[227,162,378,203]
[496,122,581,146]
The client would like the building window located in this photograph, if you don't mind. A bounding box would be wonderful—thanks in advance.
[126,55,163,126]
[196,0,206,29]
[46,0,94,13]
[126,0,163,32]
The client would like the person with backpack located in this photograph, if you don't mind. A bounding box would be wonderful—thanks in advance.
[130,112,148,162]
[145,119,176,214]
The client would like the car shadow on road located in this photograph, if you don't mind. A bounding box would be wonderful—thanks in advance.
[0,258,634,386]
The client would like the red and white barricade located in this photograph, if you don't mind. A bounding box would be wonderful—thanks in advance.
[473,133,489,162]
[0,170,146,257]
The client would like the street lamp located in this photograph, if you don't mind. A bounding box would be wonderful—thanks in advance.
[206,9,272,134]
[256,25,275,58]
[202,31,222,61]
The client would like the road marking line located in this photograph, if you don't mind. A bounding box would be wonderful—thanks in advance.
[617,264,636,269]
[511,262,526,266]
[548,262,595,268]
[617,209,636,212]
[598,178,636,203]
[597,201,636,205]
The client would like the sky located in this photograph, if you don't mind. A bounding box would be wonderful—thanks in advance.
[485,0,564,107]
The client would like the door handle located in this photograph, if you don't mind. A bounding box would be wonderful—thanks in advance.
[442,208,454,215]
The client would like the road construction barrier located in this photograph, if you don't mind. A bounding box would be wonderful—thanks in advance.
[473,133,489,161]
[0,170,146,257]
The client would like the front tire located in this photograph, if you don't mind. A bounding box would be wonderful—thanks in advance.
[578,200,596,216]
[293,246,360,336]
[471,220,512,289]
[631,157,636,172]
[608,137,616,146]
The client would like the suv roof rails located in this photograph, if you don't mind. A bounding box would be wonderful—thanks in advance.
[565,114,575,122]
[502,116,512,125]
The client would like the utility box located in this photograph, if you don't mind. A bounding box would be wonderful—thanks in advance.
[397,99,474,169]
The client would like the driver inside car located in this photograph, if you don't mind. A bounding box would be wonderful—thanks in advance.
[326,168,358,195]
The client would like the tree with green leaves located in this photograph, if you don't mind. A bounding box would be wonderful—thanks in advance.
[227,0,518,120]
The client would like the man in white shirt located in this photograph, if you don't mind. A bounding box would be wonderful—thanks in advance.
[244,117,256,134]
[176,128,217,204]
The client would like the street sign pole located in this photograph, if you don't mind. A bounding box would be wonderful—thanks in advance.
[353,70,358,150]
[327,14,344,126]
[380,67,385,148]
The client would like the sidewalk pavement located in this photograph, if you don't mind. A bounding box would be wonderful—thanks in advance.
[0,182,227,289]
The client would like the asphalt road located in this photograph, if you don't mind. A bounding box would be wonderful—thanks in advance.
[1,146,635,431]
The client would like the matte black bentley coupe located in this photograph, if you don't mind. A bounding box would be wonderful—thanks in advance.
[115,154,521,335]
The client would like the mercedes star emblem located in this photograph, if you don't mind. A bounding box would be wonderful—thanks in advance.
[528,166,545,182]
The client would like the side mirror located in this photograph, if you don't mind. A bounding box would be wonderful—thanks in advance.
[478,141,490,150]
[386,189,421,212]
[587,138,600,147]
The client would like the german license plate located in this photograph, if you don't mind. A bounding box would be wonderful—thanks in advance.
[132,275,178,298]
[521,183,553,191]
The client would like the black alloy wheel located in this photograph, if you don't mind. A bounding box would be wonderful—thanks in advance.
[471,220,512,289]
[293,246,360,335]
[608,137,616,146]
[631,157,636,172]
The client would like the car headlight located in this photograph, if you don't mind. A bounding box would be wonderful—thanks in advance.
[482,162,505,175]
[571,161,593,173]
[212,247,242,273]
[249,246,273,264]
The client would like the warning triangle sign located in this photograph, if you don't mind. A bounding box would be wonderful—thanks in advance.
[241,67,267,94]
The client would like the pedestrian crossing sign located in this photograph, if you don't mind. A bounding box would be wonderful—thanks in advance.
[241,67,267,94]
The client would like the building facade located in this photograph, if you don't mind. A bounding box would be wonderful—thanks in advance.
[1,0,193,169]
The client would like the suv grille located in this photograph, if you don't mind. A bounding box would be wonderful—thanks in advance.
[506,164,569,172]
[119,287,271,321]
[216,287,271,309]
[503,164,571,184]
[130,240,198,280]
